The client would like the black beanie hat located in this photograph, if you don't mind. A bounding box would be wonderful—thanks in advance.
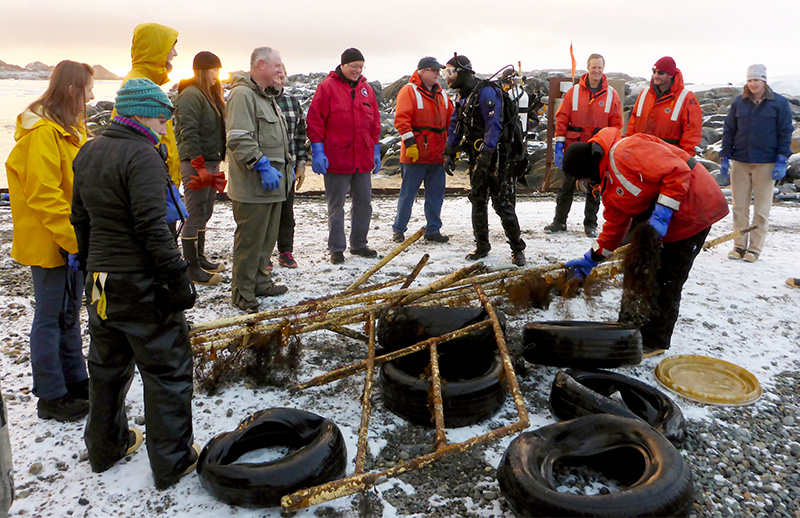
[446,55,473,72]
[193,51,222,70]
[341,48,365,65]
[562,142,603,184]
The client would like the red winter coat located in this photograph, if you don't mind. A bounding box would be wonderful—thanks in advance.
[394,70,454,164]
[589,128,728,257]
[306,70,381,174]
[625,70,702,156]
[554,74,622,148]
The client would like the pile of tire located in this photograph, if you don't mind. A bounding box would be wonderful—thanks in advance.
[197,408,346,508]
[377,306,508,427]
[521,321,642,368]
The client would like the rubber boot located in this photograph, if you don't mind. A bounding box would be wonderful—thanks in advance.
[197,230,226,273]
[182,238,222,286]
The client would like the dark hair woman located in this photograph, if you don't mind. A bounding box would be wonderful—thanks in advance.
[174,51,228,285]
[5,60,94,422]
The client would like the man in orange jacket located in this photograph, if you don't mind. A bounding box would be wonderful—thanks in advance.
[546,53,622,237]
[626,56,701,156]
[392,57,454,243]
[562,127,728,358]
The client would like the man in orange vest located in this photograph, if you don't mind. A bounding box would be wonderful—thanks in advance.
[546,53,622,237]
[392,57,454,243]
[626,56,701,156]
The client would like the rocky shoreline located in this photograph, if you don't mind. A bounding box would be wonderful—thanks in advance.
[0,60,121,80]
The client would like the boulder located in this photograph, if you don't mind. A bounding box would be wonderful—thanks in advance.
[700,127,721,147]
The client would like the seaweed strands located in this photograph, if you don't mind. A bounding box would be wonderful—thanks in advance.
[619,223,662,327]
[194,321,303,395]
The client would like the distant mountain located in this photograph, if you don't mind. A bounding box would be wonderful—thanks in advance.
[0,60,121,80]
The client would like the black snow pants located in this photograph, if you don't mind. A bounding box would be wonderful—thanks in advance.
[619,226,711,350]
[553,175,600,228]
[83,272,195,489]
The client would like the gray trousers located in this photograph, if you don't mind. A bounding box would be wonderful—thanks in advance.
[179,161,219,238]
[231,201,281,302]
[324,172,372,253]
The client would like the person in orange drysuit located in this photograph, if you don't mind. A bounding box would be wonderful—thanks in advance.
[626,56,701,156]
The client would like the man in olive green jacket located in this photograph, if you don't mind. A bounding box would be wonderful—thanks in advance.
[226,47,292,311]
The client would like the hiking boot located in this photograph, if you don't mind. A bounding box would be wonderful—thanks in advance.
[786,278,800,288]
[642,345,668,359]
[182,238,222,286]
[37,394,89,422]
[234,296,259,313]
[66,379,89,401]
[126,427,144,455]
[155,443,200,490]
[392,232,405,243]
[584,225,598,238]
[351,247,378,258]
[182,443,201,476]
[728,247,745,260]
[511,250,526,267]
[743,251,759,263]
[424,233,450,243]
[278,251,298,268]
[256,284,288,297]
[544,221,567,233]
[330,251,345,264]
[465,248,490,261]
[197,230,226,273]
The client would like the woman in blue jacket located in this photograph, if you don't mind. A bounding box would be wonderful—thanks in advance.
[720,64,793,263]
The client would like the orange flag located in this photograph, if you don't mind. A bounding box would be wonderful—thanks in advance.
[570,41,576,80]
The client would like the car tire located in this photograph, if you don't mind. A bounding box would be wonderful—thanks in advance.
[379,354,507,428]
[522,321,642,368]
[197,408,347,508]
[497,414,694,517]
[549,368,686,443]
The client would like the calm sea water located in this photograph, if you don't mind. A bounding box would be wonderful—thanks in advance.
[1,79,127,188]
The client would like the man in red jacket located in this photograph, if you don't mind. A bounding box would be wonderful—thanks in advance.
[626,56,701,156]
[562,128,728,358]
[546,53,622,237]
[392,56,454,244]
[307,48,382,264]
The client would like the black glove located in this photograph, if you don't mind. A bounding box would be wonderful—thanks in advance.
[156,268,196,314]
[444,154,456,176]
[475,150,493,175]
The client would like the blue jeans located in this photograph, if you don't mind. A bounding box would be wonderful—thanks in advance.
[392,163,446,234]
[30,265,87,400]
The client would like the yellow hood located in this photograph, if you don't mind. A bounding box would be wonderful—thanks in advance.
[127,22,179,86]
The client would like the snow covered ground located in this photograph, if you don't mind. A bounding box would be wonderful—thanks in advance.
[1,192,799,517]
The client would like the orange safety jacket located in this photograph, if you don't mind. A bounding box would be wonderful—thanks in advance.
[554,74,622,148]
[589,128,728,257]
[625,69,702,156]
[395,70,454,164]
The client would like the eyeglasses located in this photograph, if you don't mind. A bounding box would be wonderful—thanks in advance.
[344,63,365,72]
[144,97,175,115]
[652,69,669,76]
[422,68,441,75]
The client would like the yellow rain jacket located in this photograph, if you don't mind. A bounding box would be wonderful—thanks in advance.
[5,108,86,267]
[118,22,181,186]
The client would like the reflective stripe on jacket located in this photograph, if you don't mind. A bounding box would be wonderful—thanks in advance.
[394,70,454,164]
[625,70,702,156]
[5,108,85,267]
[589,128,728,256]
[554,74,623,148]
[306,70,381,174]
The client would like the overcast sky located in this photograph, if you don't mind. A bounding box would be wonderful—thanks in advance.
[2,0,797,86]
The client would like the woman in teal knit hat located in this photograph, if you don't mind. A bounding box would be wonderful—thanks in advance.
[71,77,199,490]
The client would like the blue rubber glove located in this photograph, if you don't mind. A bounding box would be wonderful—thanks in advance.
[373,144,382,174]
[719,156,730,179]
[565,250,599,280]
[67,253,80,273]
[554,142,565,169]
[772,155,788,181]
[311,143,328,175]
[165,184,188,223]
[254,156,282,191]
[648,204,674,238]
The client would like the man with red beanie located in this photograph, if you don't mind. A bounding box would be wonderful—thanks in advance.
[562,127,728,358]
[626,56,701,156]
[307,48,382,264]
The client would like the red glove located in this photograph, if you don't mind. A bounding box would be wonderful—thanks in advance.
[210,170,227,193]
[186,156,213,190]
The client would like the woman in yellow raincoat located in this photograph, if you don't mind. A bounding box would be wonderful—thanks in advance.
[4,60,94,422]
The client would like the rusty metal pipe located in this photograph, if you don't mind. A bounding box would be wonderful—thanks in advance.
[427,340,447,451]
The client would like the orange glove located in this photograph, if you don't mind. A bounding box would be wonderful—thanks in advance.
[186,156,213,190]
[210,170,227,193]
